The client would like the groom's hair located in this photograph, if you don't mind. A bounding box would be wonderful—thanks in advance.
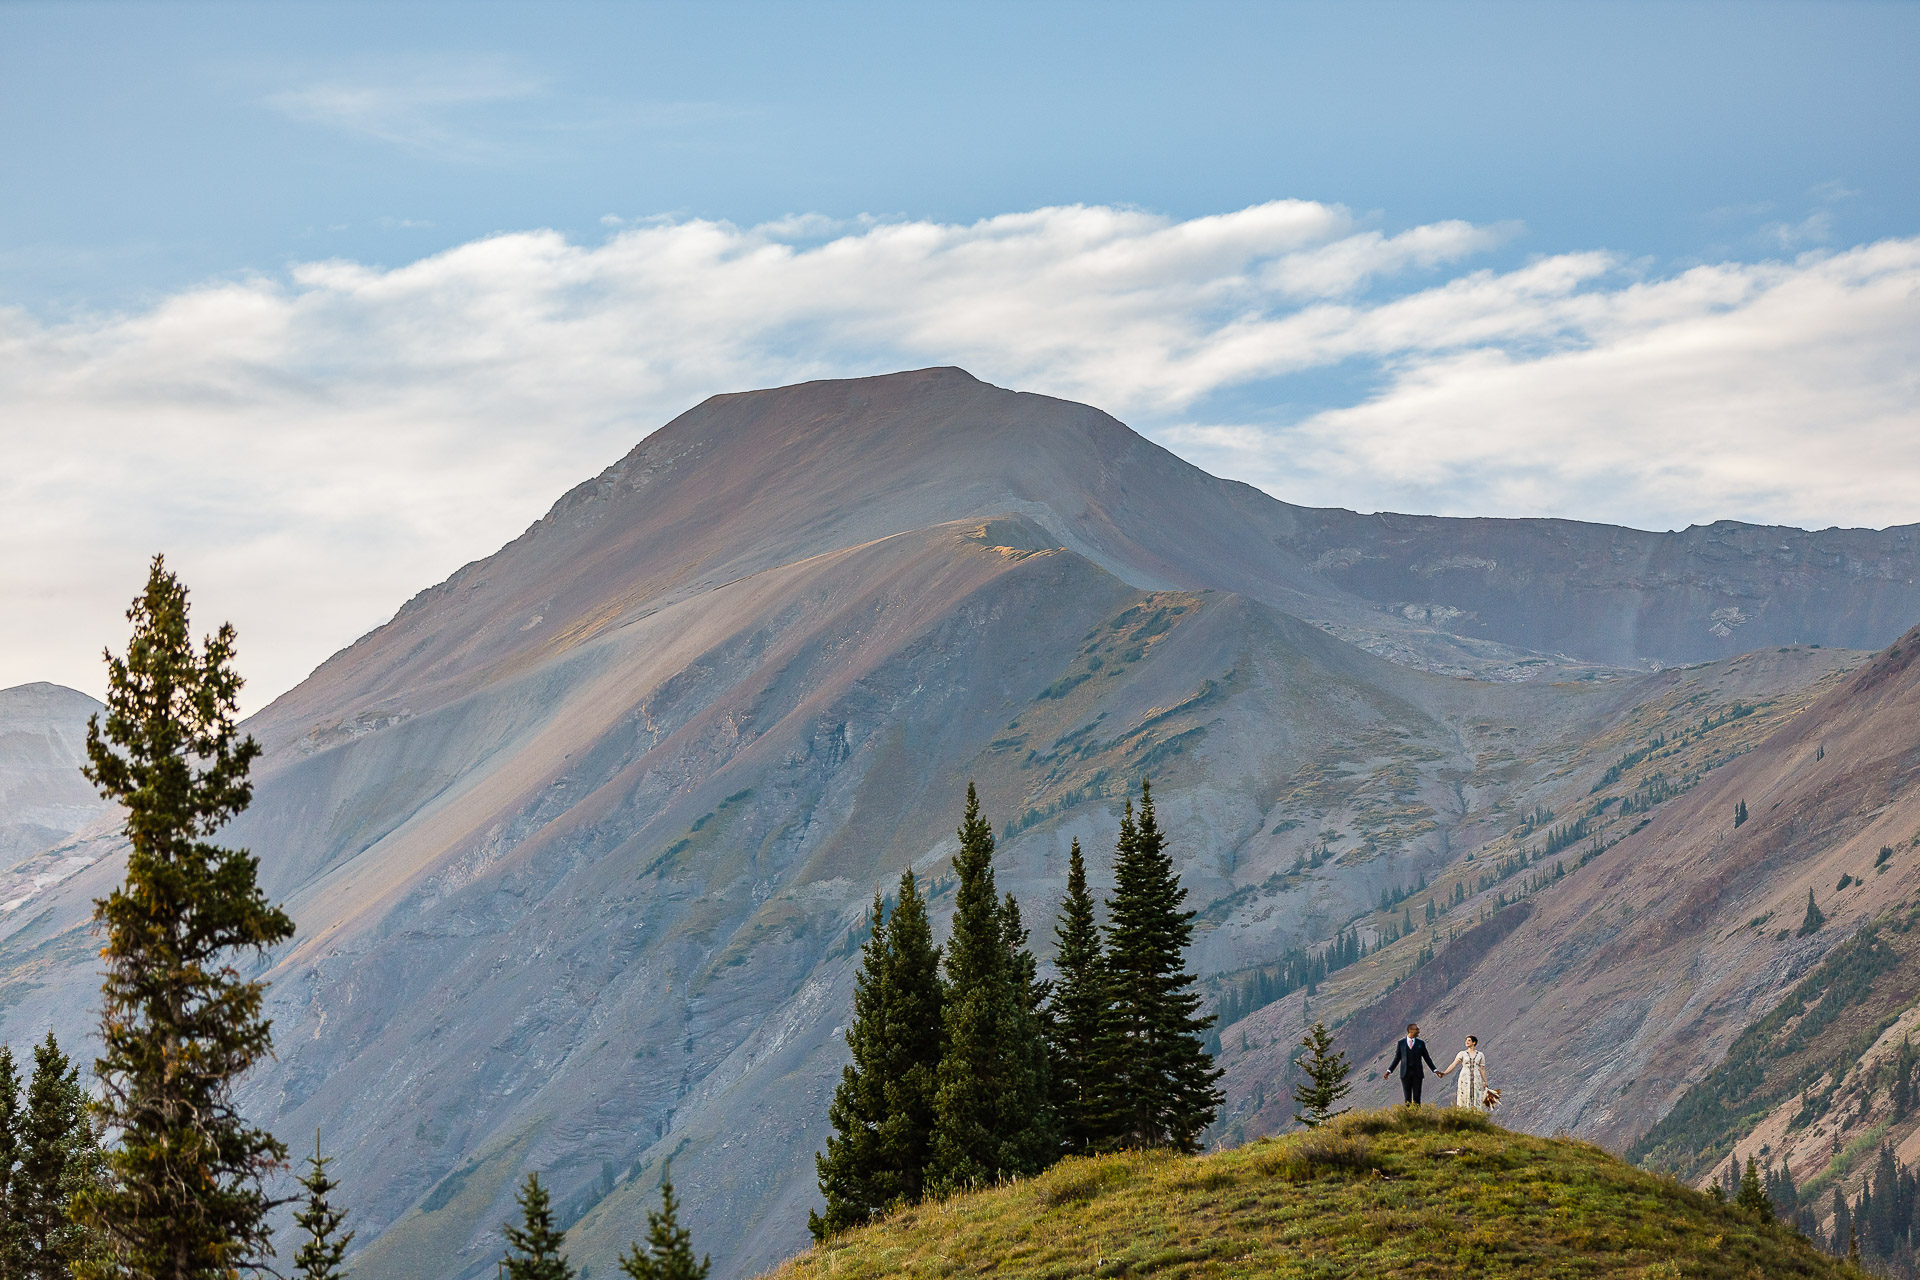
[1406,1023,1419,1033]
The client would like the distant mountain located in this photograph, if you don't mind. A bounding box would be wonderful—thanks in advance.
[0,682,109,867]
[0,370,1912,1279]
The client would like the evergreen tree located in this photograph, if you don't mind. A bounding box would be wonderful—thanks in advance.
[929,785,1050,1193]
[1096,781,1223,1151]
[619,1173,709,1280]
[1799,889,1827,937]
[1735,1154,1773,1222]
[996,891,1054,1174]
[1735,799,1749,828]
[1869,1143,1900,1257]
[19,1032,105,1279]
[811,870,944,1239]
[1831,1187,1850,1258]
[291,1136,353,1280]
[0,1046,22,1276]
[1047,840,1107,1155]
[503,1173,574,1280]
[1290,1021,1352,1129]
[73,557,297,1280]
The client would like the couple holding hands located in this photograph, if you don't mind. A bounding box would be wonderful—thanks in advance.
[1381,1022,1498,1112]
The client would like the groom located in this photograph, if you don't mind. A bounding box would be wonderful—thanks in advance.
[1381,1022,1437,1105]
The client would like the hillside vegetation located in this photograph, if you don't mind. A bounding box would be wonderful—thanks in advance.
[772,1108,1851,1279]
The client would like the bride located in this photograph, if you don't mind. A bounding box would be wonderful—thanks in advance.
[1435,1034,1494,1111]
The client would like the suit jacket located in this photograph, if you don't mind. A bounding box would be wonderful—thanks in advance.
[1387,1037,1437,1080]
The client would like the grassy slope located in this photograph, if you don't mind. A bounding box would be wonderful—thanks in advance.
[768,1109,1855,1279]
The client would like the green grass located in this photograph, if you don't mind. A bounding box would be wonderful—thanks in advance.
[771,1108,1858,1279]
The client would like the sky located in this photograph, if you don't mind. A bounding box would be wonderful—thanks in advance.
[4,1,1919,709]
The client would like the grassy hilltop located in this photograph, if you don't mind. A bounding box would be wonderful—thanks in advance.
[769,1108,1856,1279]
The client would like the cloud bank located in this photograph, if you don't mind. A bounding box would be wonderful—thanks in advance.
[4,201,1918,705]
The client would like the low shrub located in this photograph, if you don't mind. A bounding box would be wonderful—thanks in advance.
[1255,1129,1380,1181]
[1037,1156,1136,1208]
[1341,1105,1494,1137]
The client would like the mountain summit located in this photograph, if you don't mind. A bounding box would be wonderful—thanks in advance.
[0,369,1913,1278]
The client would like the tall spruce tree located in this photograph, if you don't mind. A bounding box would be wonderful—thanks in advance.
[1047,839,1107,1155]
[19,1032,105,1279]
[619,1173,710,1280]
[929,785,1050,1194]
[1096,781,1223,1151]
[811,870,944,1239]
[74,556,297,1280]
[503,1173,574,1280]
[290,1136,353,1280]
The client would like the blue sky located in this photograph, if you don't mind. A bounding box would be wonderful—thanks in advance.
[8,1,1914,309]
[4,1,1919,705]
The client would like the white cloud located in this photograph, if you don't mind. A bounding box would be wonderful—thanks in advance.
[3,202,1917,708]
[268,56,545,162]
[265,56,748,165]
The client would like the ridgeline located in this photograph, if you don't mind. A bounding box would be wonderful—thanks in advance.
[772,1108,1856,1279]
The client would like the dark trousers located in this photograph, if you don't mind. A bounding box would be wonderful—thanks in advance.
[1401,1075,1423,1104]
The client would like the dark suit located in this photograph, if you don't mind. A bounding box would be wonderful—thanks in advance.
[1386,1036,1437,1104]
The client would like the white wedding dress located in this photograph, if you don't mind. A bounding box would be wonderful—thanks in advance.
[1450,1049,1491,1110]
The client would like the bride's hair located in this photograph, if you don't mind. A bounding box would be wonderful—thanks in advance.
[1465,1035,1478,1046]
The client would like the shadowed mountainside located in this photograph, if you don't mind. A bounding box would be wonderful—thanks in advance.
[0,369,1914,1278]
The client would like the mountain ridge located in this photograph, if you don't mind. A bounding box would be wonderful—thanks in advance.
[0,369,1914,1278]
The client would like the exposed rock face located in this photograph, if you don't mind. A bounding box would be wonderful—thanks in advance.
[1284,509,1920,666]
[0,369,1912,1279]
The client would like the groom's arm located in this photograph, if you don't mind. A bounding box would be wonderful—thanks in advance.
[1384,1042,1406,1076]
[1418,1042,1437,1072]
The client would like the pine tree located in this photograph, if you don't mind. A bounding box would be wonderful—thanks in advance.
[1831,1187,1850,1258]
[1736,1154,1773,1222]
[1799,888,1827,936]
[619,1173,710,1280]
[1291,1021,1353,1129]
[1047,839,1107,1155]
[19,1032,106,1279]
[1096,781,1223,1151]
[929,785,1051,1193]
[811,870,944,1238]
[1735,799,1749,828]
[503,1173,574,1280]
[291,1136,353,1280]
[73,557,297,1280]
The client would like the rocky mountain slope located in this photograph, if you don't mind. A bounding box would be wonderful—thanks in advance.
[0,683,107,865]
[1202,619,1920,1250]
[0,369,1914,1279]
